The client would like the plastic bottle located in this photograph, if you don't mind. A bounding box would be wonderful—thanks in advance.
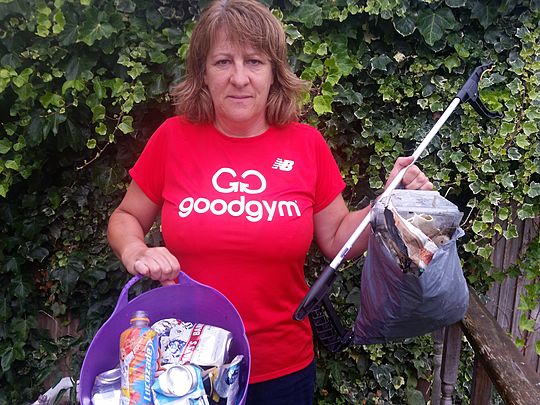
[120,310,159,405]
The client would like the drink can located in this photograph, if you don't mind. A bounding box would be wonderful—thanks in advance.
[152,319,232,367]
[153,364,208,405]
[91,368,121,404]
[155,365,199,397]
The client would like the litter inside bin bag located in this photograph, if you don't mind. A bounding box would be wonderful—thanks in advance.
[373,190,463,275]
[353,191,469,344]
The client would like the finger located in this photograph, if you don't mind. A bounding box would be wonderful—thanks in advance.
[401,165,422,185]
[133,259,150,276]
[403,170,433,190]
[385,156,415,190]
[154,247,181,280]
[160,279,176,286]
[395,156,414,169]
[144,256,164,281]
[149,250,175,280]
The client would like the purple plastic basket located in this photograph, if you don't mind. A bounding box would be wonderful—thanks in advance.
[79,273,251,404]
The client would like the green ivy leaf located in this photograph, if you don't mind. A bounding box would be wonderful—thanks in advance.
[406,388,426,405]
[508,51,525,73]
[313,95,333,115]
[118,116,134,134]
[86,139,97,149]
[499,121,515,136]
[477,246,493,259]
[518,314,535,332]
[149,50,167,64]
[506,78,523,95]
[91,104,106,122]
[12,67,32,87]
[5,160,19,171]
[469,181,481,194]
[0,297,11,322]
[0,139,12,154]
[497,207,510,221]
[525,106,540,120]
[472,220,484,234]
[1,348,14,372]
[471,0,498,29]
[95,122,107,136]
[417,8,458,46]
[481,160,495,173]
[499,173,514,189]
[284,25,302,44]
[50,261,83,296]
[115,0,136,13]
[52,10,66,34]
[148,74,167,96]
[11,318,29,341]
[481,210,494,223]
[12,278,29,299]
[63,54,96,81]
[517,204,535,219]
[522,121,538,136]
[515,134,528,149]
[39,92,64,108]
[445,0,466,7]
[62,79,86,95]
[79,9,117,46]
[503,224,518,239]
[393,17,416,36]
[443,54,461,72]
[507,147,521,160]
[287,3,323,28]
[528,182,540,198]
[370,54,392,72]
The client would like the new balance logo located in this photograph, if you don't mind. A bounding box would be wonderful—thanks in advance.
[272,158,294,171]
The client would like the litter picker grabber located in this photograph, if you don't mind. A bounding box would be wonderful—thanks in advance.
[294,63,502,349]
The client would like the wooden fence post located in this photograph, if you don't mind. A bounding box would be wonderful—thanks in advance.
[440,323,463,404]
[470,356,492,404]
[431,328,444,404]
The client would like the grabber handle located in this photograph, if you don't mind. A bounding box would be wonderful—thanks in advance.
[294,264,337,321]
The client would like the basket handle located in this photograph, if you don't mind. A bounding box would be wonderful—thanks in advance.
[112,272,194,314]
[112,274,143,315]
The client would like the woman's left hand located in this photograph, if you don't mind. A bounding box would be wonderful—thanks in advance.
[386,156,433,191]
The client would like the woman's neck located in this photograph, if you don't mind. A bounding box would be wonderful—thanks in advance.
[213,118,269,138]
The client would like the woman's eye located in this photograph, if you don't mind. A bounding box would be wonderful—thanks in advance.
[247,59,263,65]
[215,59,230,66]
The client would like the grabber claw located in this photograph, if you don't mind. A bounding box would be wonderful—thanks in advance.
[456,62,503,119]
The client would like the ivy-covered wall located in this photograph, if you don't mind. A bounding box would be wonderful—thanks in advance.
[1,0,539,403]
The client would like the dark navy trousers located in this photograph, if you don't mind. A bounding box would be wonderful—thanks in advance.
[245,360,316,405]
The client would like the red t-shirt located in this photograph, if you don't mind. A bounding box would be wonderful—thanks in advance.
[129,116,345,383]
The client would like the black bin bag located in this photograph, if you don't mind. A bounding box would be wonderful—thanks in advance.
[353,227,468,344]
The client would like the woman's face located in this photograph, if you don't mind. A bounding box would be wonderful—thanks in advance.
[204,33,274,137]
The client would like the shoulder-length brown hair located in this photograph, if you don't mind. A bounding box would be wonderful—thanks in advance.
[171,0,310,126]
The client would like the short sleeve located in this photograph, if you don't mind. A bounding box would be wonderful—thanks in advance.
[312,132,346,213]
[128,121,170,205]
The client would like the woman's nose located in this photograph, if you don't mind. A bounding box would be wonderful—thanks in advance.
[230,63,249,86]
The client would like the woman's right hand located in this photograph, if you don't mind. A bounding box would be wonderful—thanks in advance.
[108,181,181,286]
[122,245,181,286]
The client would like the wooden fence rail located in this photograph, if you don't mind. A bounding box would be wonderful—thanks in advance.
[435,289,540,404]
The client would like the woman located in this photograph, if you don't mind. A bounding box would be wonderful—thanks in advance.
[107,0,432,404]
